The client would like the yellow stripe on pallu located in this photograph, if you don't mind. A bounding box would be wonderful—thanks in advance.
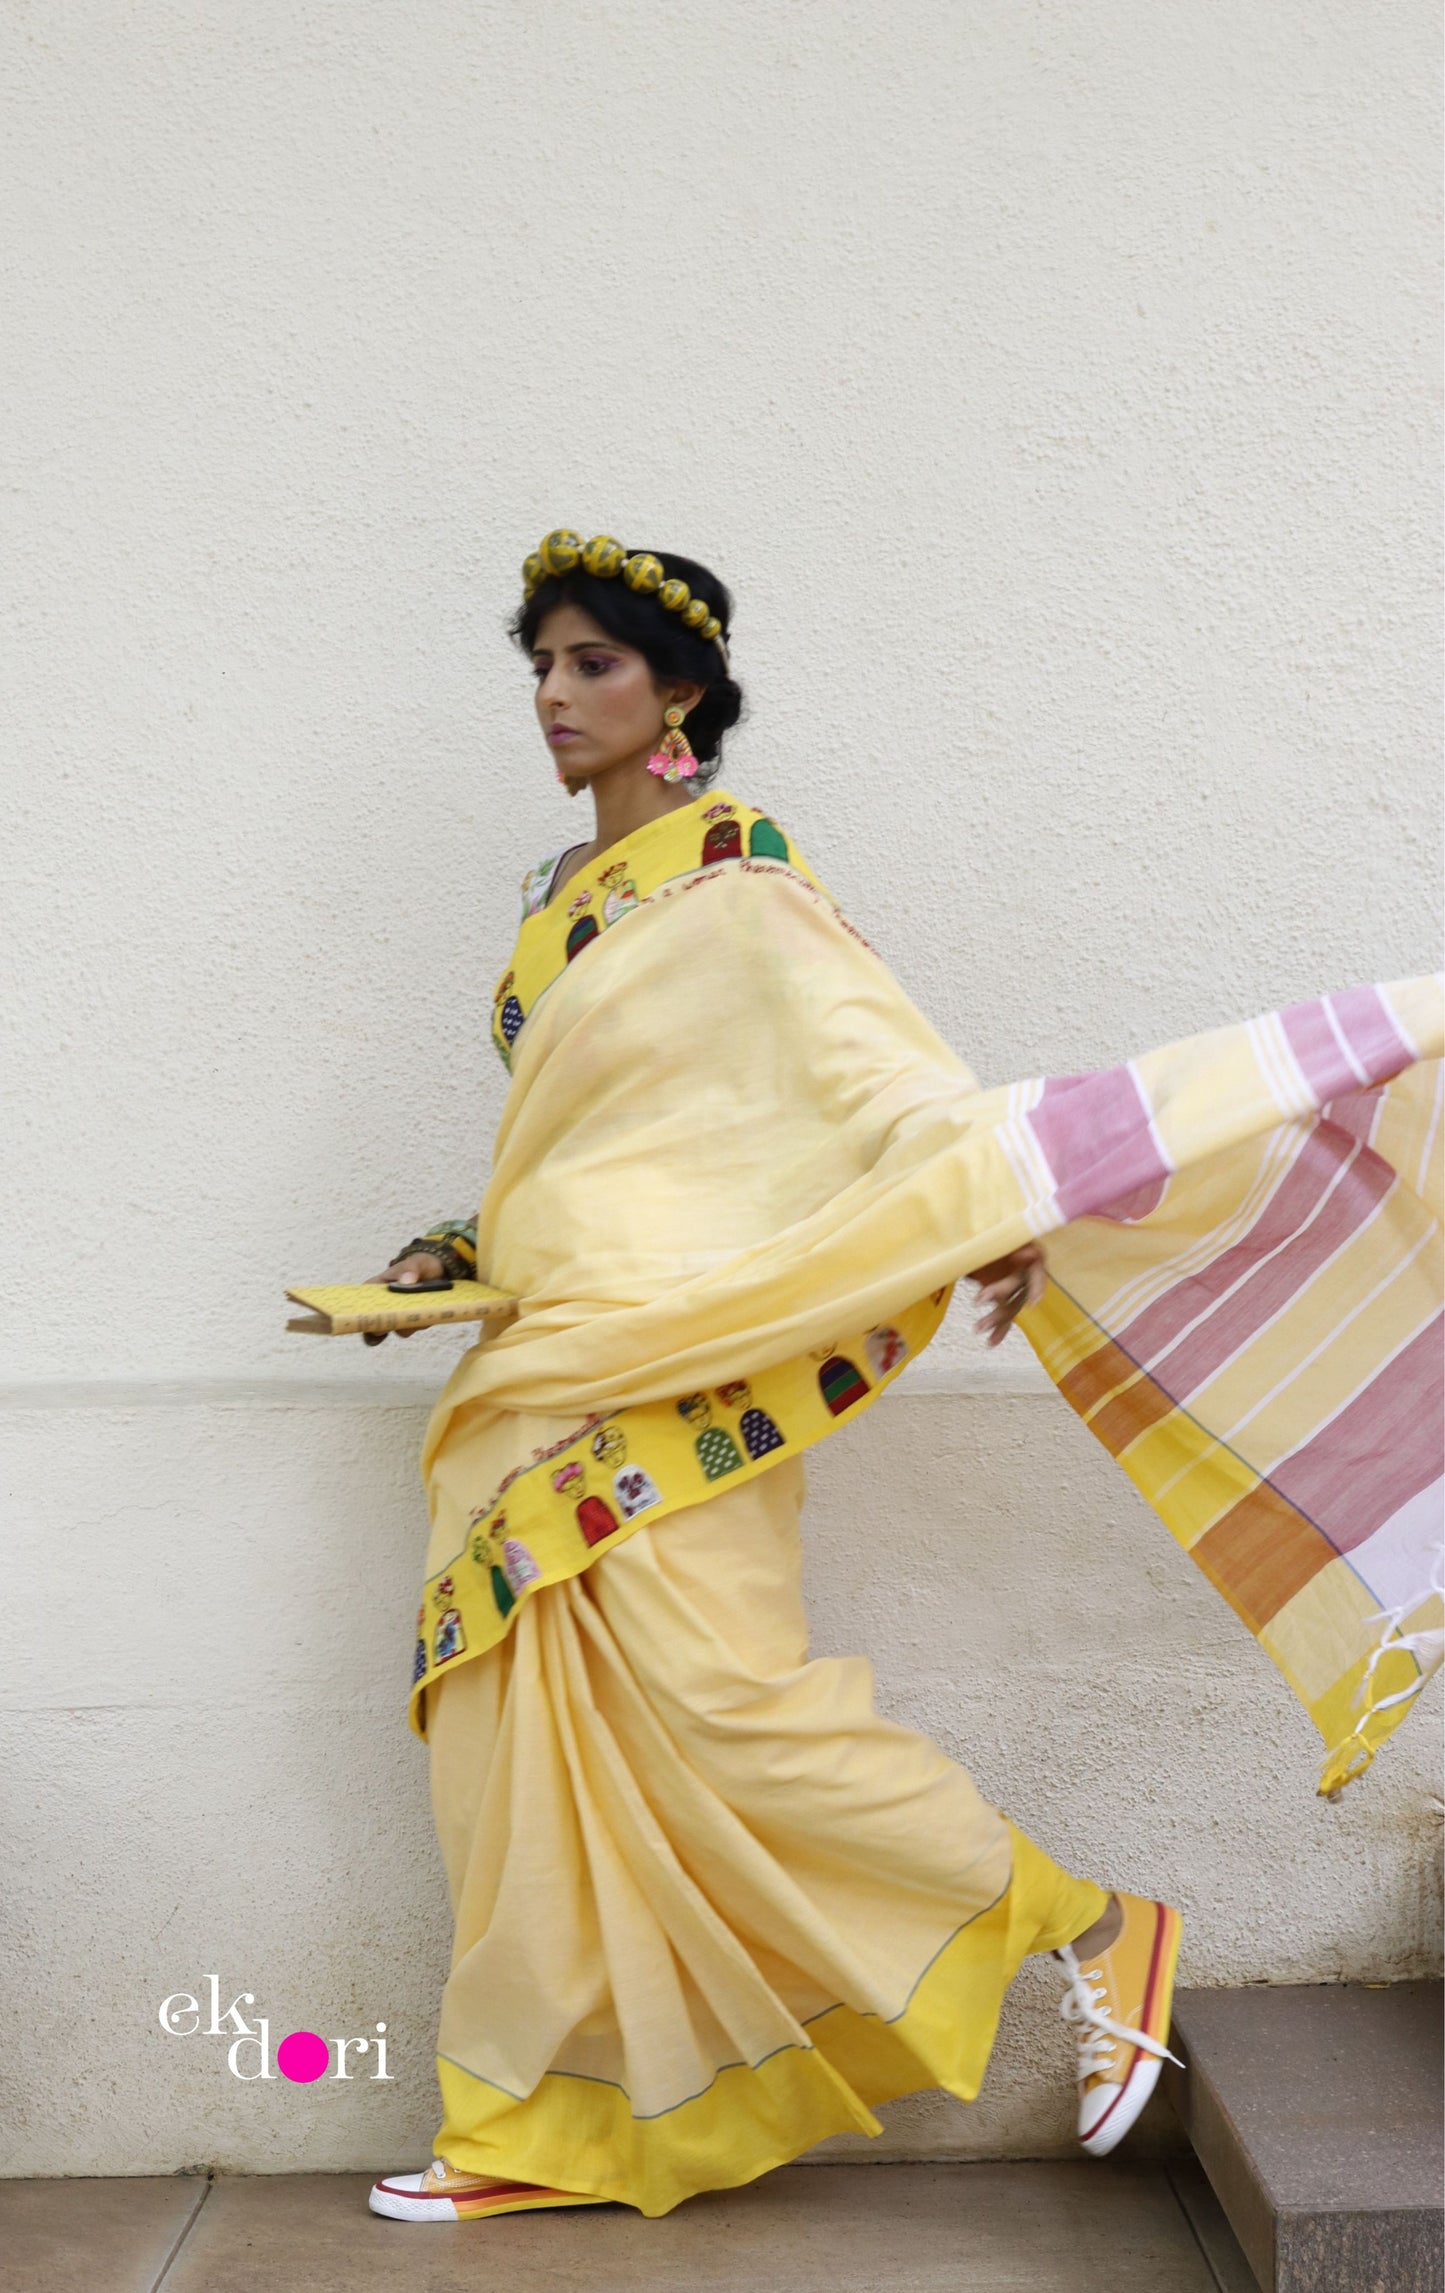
[1021,1262,1439,1795]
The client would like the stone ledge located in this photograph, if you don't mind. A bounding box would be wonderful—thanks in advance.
[1165,1981,1444,2293]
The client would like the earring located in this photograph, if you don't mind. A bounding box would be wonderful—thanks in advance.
[646,704,698,784]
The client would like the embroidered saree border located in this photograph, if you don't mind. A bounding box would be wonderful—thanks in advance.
[490,785,822,1073]
[409,1278,954,1740]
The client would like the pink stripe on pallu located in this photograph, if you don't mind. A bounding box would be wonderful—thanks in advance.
[1331,985,1417,1082]
[1281,989,1414,1104]
[1265,1316,1444,1558]
[1098,1125,1372,1377]
[1116,1130,1396,1399]
[1027,1063,1171,1225]
[1093,1174,1170,1224]
[1322,1089,1383,1148]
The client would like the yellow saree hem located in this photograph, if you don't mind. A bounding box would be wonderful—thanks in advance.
[433,1823,1102,2218]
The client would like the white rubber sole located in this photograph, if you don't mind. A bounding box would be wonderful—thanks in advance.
[1079,2047,1164,2157]
[368,2171,609,2222]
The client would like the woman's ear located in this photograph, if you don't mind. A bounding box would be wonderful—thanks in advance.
[667,679,707,716]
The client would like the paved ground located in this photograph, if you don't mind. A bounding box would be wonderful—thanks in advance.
[1,2158,1257,2291]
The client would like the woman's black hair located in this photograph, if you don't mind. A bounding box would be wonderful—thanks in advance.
[510,550,743,790]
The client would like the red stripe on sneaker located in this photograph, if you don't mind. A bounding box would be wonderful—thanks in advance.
[1082,1902,1174,2147]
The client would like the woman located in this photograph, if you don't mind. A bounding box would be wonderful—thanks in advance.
[362,533,1441,2225]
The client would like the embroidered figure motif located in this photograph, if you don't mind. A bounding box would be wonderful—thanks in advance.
[864,1324,908,1378]
[591,1425,628,1469]
[748,816,789,859]
[502,1538,541,1594]
[412,1635,428,1684]
[818,1353,870,1415]
[554,1457,619,1548]
[696,1425,745,1478]
[599,863,640,924]
[565,913,600,962]
[677,1394,712,1429]
[738,1406,785,1459]
[434,1607,467,1662]
[702,818,743,865]
[520,857,562,920]
[490,1566,515,1619]
[576,1493,620,1545]
[614,1464,662,1517]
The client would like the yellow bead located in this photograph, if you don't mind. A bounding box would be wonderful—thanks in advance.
[682,597,709,631]
[539,528,583,576]
[622,552,664,594]
[581,535,625,578]
[521,552,545,593]
[658,578,690,614]
[700,615,721,643]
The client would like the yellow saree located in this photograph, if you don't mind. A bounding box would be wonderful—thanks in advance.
[412,784,1441,2210]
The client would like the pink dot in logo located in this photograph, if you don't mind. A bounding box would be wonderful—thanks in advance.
[277,2030,330,2083]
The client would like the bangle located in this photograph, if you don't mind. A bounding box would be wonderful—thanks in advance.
[395,1235,474,1283]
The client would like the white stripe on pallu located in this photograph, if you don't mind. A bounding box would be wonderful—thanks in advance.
[1081,1122,1307,1343]
[996,1077,1054,1230]
[1321,995,1374,1090]
[1142,1229,1437,1516]
[1120,1135,1377,1395]
[1417,1060,1443,1199]
[1127,1057,1174,1182]
[1217,1224,1437,1452]
[1378,981,1423,1063]
[1249,1010,1318,1122]
[1347,1477,1445,1615]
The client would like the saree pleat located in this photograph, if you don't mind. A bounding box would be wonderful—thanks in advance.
[427,1446,1104,2215]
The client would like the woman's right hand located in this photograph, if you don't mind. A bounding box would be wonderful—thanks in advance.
[359,1251,446,1345]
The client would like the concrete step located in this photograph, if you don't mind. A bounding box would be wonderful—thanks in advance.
[1163,1980,1443,2293]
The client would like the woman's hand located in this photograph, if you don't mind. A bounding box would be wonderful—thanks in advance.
[968,1241,1047,1348]
[359,1251,446,1346]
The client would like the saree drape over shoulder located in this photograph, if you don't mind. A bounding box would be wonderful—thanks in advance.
[412,785,1441,2211]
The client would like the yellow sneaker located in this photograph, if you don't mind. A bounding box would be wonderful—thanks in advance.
[1054,1891,1184,2156]
[368,2156,611,2221]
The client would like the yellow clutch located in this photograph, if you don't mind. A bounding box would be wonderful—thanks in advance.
[285,1279,518,1337]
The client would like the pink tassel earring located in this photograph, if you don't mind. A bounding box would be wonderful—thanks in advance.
[646,704,698,785]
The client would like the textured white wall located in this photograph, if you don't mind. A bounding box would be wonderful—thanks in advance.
[1,0,1439,2176]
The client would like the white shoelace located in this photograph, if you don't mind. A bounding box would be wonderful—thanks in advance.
[1055,1942,1183,2077]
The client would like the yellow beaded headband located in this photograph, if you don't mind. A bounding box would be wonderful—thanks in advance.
[521,530,731,671]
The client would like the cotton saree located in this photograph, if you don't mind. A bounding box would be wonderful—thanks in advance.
[410,784,1440,2209]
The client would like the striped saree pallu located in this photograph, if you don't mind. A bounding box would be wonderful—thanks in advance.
[1019,991,1442,1796]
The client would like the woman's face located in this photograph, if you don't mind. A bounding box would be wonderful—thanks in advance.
[529,603,701,786]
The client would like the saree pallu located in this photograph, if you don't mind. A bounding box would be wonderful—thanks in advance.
[411,785,1440,2205]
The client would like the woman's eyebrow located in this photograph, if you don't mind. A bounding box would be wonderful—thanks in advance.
[530,641,623,660]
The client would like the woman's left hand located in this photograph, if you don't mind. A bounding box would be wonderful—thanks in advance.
[968,1241,1048,1347]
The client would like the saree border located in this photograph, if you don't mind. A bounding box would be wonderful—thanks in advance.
[409,1277,955,1739]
